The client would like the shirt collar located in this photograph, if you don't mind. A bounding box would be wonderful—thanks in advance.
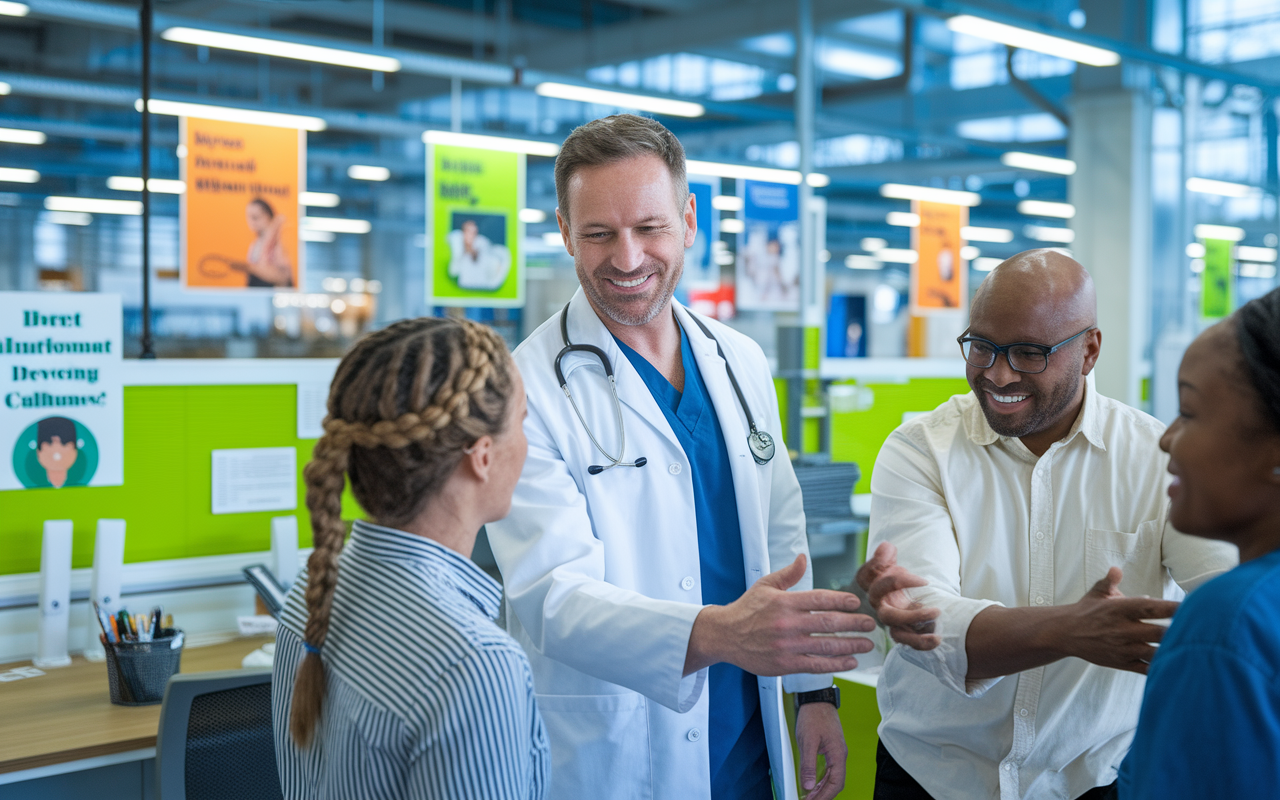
[964,373,1106,452]
[348,519,502,619]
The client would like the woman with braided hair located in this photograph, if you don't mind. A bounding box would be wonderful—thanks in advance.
[1119,286,1280,799]
[271,317,549,800]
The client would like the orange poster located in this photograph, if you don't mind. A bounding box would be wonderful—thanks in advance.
[910,200,967,314]
[182,117,303,290]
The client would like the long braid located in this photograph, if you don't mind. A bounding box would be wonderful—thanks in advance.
[289,317,514,747]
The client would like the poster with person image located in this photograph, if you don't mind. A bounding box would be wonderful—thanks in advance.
[910,200,967,314]
[736,180,800,311]
[181,116,304,291]
[0,292,122,491]
[427,143,524,307]
[679,179,719,291]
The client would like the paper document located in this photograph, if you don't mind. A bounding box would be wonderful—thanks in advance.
[211,447,298,514]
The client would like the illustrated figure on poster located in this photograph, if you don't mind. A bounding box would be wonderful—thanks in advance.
[448,213,511,291]
[12,416,98,489]
[244,198,294,288]
[740,222,798,308]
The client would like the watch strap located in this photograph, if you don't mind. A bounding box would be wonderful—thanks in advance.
[795,686,840,709]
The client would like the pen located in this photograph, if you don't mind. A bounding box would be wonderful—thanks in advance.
[109,614,120,642]
[92,601,115,644]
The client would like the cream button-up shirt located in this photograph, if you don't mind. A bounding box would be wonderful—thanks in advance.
[868,375,1236,800]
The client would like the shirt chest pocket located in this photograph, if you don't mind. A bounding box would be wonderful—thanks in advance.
[1084,518,1164,597]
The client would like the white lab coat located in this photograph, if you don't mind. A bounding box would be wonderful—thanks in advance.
[486,289,832,800]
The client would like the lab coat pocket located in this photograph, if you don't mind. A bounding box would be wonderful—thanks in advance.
[535,692,652,800]
[1084,519,1164,598]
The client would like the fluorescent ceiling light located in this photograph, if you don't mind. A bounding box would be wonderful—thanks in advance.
[1000,151,1076,175]
[962,225,1014,243]
[1024,224,1075,243]
[423,130,560,157]
[1185,242,1206,258]
[687,160,827,187]
[720,218,746,234]
[880,183,981,207]
[0,167,39,183]
[162,27,400,72]
[518,208,547,224]
[845,254,882,270]
[1194,223,1245,241]
[946,15,1120,67]
[45,196,141,215]
[887,212,920,227]
[1018,199,1075,218]
[535,82,704,118]
[302,216,371,234]
[42,210,92,226]
[1236,245,1277,263]
[139,99,326,131]
[301,191,340,207]
[1186,177,1258,198]
[542,231,564,247]
[961,245,981,260]
[860,237,887,252]
[0,2,29,17]
[347,165,390,181]
[1240,262,1277,279]
[107,176,186,193]
[0,82,9,95]
[874,248,918,264]
[805,173,830,188]
[974,257,1003,271]
[301,229,336,243]
[0,127,45,145]
[711,195,743,212]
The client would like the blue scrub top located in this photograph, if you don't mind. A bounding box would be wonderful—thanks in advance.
[616,326,771,800]
[1118,546,1280,800]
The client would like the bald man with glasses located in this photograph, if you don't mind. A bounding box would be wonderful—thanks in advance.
[854,250,1236,800]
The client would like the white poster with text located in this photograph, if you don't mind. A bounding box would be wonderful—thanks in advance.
[0,292,123,491]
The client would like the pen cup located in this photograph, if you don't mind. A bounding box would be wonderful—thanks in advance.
[104,629,185,706]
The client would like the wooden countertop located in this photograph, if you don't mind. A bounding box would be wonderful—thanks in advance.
[0,636,274,774]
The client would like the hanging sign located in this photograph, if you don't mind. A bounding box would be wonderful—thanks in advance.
[426,144,525,308]
[679,178,720,291]
[182,117,304,291]
[1,292,123,491]
[736,180,800,311]
[910,200,968,314]
[1201,238,1233,319]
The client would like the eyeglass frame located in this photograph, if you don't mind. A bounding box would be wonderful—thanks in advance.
[956,326,1095,375]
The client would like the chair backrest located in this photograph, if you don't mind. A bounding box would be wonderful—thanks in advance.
[155,668,284,800]
[792,461,861,524]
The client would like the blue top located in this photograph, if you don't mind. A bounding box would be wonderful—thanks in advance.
[273,520,551,800]
[1119,545,1280,800]
[616,326,771,800]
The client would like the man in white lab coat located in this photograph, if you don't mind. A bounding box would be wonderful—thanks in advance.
[486,115,890,800]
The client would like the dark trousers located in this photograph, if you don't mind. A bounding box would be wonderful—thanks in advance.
[874,741,1119,800]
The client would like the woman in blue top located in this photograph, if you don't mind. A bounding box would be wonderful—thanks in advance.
[1119,287,1280,798]
[272,317,549,800]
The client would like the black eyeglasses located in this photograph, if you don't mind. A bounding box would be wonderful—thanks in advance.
[957,326,1094,374]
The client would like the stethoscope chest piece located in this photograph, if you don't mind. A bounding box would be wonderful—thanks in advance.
[748,429,775,465]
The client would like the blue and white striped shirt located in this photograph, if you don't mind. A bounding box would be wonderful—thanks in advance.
[273,519,550,800]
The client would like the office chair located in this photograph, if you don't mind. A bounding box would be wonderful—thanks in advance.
[155,668,284,800]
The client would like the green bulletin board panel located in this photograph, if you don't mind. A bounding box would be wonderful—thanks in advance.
[0,383,357,576]
[829,378,971,494]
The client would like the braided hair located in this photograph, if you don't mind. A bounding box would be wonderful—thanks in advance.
[290,317,514,747]
[1236,287,1280,436]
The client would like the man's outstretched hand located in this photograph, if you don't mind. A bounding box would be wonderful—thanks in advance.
[855,543,941,651]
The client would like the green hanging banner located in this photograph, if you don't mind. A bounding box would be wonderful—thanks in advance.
[1201,238,1234,319]
[425,143,526,308]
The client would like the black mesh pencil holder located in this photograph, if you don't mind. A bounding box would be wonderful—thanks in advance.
[104,629,184,706]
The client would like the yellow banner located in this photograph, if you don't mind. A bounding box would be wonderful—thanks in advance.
[910,200,967,314]
[182,118,303,290]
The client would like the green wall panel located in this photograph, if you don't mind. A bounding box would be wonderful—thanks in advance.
[0,384,327,576]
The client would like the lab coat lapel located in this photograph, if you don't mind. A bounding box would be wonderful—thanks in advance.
[564,289,683,450]
[674,304,769,579]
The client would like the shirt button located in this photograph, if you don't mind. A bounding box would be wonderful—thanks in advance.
[680,576,695,591]
[1019,708,1029,717]
[687,728,701,742]
[669,463,682,475]
[1004,763,1014,771]
[1035,596,1046,605]
[1035,531,1045,540]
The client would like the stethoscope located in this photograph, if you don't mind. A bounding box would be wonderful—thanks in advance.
[554,303,776,475]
